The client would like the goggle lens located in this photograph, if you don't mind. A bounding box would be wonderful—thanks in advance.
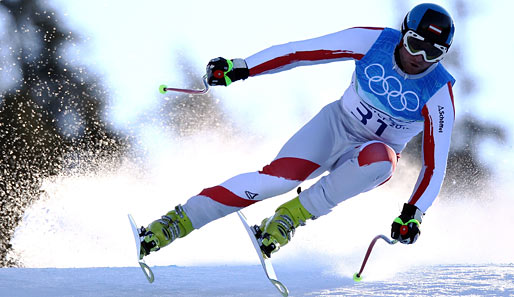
[403,31,448,62]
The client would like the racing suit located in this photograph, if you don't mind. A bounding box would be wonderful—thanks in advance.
[182,27,456,228]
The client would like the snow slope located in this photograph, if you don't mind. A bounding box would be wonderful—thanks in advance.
[6,134,514,296]
[1,264,513,296]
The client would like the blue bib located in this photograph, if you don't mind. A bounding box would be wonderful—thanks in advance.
[355,28,455,122]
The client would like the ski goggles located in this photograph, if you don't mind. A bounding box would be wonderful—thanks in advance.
[402,30,448,63]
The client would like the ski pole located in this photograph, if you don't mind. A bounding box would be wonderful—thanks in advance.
[353,234,397,282]
[159,74,209,95]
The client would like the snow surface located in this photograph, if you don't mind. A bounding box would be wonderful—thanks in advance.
[6,135,514,296]
[1,264,513,296]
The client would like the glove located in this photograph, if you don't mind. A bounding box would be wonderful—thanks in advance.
[391,203,424,244]
[206,57,249,86]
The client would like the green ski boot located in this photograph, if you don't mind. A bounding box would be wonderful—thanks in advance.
[259,196,314,258]
[139,205,194,259]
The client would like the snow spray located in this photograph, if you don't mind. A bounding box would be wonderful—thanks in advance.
[8,110,514,281]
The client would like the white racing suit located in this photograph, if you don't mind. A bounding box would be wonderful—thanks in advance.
[183,27,456,228]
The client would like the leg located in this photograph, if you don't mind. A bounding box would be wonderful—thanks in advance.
[300,140,398,217]
[140,102,344,257]
[259,141,398,257]
[184,102,343,229]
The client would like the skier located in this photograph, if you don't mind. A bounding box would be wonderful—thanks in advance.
[139,3,455,258]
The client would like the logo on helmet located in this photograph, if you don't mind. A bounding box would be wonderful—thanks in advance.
[428,24,442,35]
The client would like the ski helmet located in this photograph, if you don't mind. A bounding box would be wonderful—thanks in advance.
[401,3,455,48]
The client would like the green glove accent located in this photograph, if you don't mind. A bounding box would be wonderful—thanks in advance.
[223,59,234,86]
[226,59,234,72]
[224,76,233,86]
[394,217,420,226]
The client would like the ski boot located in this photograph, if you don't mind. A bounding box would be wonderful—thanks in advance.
[259,196,314,258]
[139,205,194,259]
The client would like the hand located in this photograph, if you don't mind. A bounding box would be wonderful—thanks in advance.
[391,203,424,244]
[206,57,249,86]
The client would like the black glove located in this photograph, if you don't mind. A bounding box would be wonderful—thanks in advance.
[206,57,249,86]
[391,203,424,244]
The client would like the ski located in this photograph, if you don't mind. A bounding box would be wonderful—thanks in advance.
[237,211,289,297]
[128,214,155,283]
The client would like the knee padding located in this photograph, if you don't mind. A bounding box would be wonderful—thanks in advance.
[357,141,397,172]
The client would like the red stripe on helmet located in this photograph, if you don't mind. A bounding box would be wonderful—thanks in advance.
[428,24,442,35]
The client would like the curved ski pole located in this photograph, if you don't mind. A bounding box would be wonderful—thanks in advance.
[159,75,209,95]
[353,234,398,282]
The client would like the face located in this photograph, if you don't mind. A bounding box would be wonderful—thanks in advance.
[398,45,436,75]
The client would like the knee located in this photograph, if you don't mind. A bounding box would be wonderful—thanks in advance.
[357,141,397,174]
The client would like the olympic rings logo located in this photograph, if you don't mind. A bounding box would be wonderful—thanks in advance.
[364,63,420,112]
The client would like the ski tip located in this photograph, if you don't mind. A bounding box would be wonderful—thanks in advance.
[353,272,363,282]
[139,261,155,283]
[128,214,135,225]
[270,279,289,297]
[158,84,167,94]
